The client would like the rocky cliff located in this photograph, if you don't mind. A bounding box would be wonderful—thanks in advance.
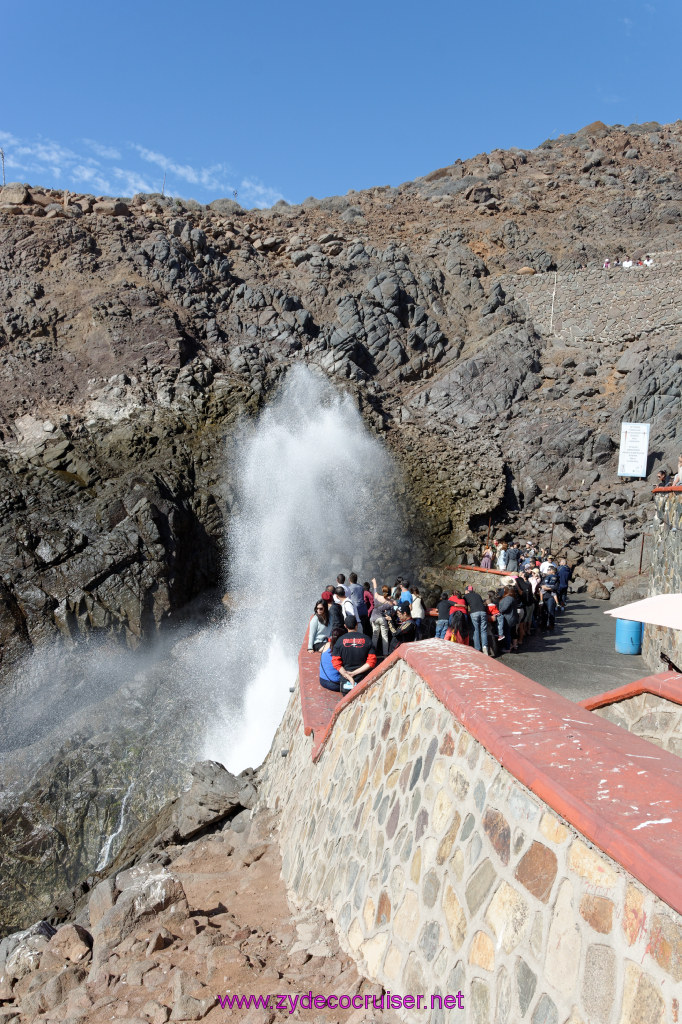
[0,118,680,662]
[1,119,681,937]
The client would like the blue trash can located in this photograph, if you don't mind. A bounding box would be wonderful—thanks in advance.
[615,618,643,655]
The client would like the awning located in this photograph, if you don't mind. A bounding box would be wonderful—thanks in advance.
[604,594,682,630]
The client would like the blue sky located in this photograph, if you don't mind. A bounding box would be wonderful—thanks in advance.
[3,0,680,208]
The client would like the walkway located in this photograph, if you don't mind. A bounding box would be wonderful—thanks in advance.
[497,596,648,703]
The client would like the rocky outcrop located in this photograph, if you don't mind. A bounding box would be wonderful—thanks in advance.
[0,769,401,1024]
[0,120,680,662]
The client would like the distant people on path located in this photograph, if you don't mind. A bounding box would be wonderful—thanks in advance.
[495,542,508,571]
[557,558,572,608]
[673,457,682,486]
[480,545,494,569]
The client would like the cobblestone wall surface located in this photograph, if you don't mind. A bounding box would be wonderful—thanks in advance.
[259,664,681,1024]
[593,692,682,756]
[644,491,682,672]
[501,254,682,345]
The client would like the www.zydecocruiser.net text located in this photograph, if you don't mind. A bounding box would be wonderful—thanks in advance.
[217,990,465,1012]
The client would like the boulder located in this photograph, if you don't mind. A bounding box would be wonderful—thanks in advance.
[42,924,92,965]
[0,183,29,205]
[593,519,625,552]
[172,761,258,842]
[587,580,610,600]
[91,868,187,967]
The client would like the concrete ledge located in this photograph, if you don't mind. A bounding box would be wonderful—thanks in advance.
[652,486,682,493]
[580,671,682,711]
[299,638,682,915]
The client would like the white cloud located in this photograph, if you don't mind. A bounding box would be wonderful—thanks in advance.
[112,167,156,195]
[71,164,112,192]
[239,177,286,209]
[83,138,121,160]
[0,130,288,207]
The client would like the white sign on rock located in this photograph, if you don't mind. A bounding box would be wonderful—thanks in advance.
[617,421,650,478]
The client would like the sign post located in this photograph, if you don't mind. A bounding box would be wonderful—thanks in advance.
[617,422,650,478]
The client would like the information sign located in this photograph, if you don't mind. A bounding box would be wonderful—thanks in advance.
[617,422,650,477]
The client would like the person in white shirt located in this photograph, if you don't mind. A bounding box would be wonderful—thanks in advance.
[410,588,426,639]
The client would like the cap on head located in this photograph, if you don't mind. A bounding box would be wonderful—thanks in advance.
[321,591,332,601]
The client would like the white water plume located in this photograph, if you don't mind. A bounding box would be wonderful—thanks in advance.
[203,365,404,771]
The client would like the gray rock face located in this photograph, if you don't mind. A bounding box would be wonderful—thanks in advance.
[0,121,681,938]
[593,518,626,552]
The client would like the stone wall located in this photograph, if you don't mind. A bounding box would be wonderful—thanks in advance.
[502,253,682,345]
[643,489,682,671]
[258,647,681,1024]
[593,692,682,756]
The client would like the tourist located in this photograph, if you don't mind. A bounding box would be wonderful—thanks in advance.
[506,542,520,573]
[398,580,413,606]
[672,457,682,486]
[497,587,518,652]
[334,586,355,629]
[515,572,534,642]
[480,544,494,569]
[346,572,371,635]
[464,585,489,655]
[655,469,670,487]
[557,558,572,608]
[319,628,345,691]
[370,580,394,656]
[386,604,417,653]
[603,258,610,270]
[434,591,455,639]
[331,616,377,693]
[644,255,654,267]
[538,586,558,632]
[446,592,470,645]
[327,590,345,633]
[363,581,374,618]
[410,587,426,639]
[486,591,501,656]
[336,573,346,592]
[308,598,331,652]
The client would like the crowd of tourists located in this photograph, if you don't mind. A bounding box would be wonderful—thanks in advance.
[308,548,572,695]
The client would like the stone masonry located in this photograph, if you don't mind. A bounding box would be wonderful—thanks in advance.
[644,489,682,672]
[593,691,682,756]
[259,661,681,1024]
[505,253,682,346]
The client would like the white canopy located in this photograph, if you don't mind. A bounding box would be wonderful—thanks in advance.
[604,593,682,630]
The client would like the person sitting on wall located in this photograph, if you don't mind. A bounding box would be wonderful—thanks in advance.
[386,604,417,654]
[319,627,345,691]
[331,616,377,693]
[308,598,331,652]
[655,469,670,488]
[672,456,682,486]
